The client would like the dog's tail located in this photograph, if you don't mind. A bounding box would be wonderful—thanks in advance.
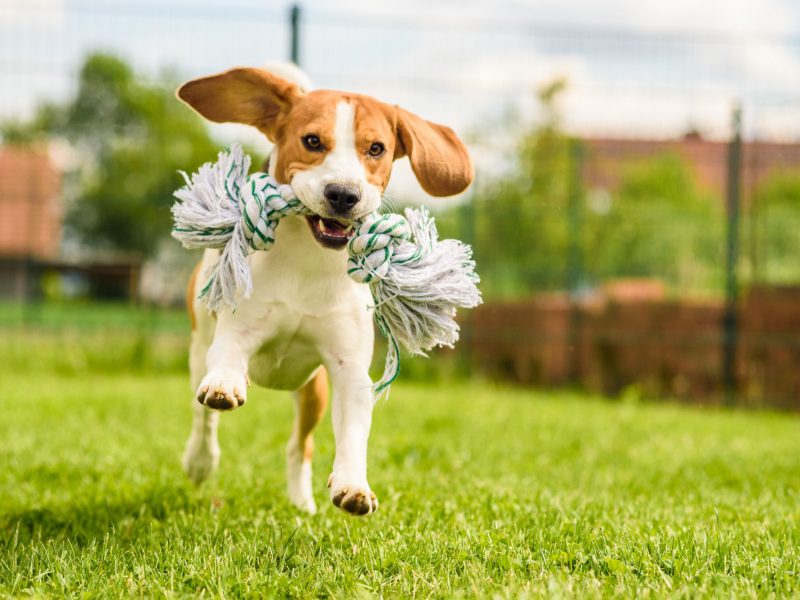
[262,61,314,92]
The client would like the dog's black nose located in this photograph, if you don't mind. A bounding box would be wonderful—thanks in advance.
[324,183,360,214]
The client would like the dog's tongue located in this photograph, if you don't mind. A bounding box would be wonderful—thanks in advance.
[319,217,348,238]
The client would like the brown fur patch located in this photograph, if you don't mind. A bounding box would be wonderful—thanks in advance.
[394,106,474,196]
[186,262,201,331]
[296,367,329,460]
[177,68,301,139]
[351,95,398,190]
[271,91,339,183]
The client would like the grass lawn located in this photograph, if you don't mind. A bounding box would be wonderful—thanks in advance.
[1,372,799,597]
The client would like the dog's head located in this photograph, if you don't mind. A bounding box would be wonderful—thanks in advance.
[177,67,473,250]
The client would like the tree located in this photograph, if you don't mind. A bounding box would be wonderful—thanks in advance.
[2,53,219,258]
[435,79,723,299]
[460,79,573,298]
[582,154,722,294]
[749,171,800,284]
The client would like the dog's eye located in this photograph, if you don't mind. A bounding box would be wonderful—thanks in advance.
[302,134,323,152]
[368,142,385,157]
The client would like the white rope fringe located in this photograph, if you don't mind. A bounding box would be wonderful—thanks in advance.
[172,144,482,399]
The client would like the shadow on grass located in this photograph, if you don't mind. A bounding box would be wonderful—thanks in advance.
[1,481,283,547]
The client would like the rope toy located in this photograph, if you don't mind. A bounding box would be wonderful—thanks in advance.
[171,145,481,398]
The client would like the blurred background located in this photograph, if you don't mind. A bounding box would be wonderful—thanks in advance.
[2,0,799,409]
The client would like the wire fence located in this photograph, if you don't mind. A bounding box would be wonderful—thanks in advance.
[3,1,800,134]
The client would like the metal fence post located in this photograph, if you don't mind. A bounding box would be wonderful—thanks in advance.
[722,104,742,407]
[289,4,301,66]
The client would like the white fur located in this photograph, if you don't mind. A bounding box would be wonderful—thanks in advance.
[182,99,379,515]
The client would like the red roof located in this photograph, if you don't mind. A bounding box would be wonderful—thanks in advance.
[583,137,800,203]
[0,147,62,259]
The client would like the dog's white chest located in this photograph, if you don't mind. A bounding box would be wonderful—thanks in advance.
[220,216,371,390]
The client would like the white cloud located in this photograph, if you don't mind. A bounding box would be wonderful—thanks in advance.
[563,85,738,139]
[508,0,798,34]
[0,0,64,27]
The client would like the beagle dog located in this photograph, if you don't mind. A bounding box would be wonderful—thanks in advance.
[178,64,473,516]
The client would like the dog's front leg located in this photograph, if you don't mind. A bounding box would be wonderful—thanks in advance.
[326,361,379,515]
[197,318,261,411]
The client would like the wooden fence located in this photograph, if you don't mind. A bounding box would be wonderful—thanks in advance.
[466,285,800,410]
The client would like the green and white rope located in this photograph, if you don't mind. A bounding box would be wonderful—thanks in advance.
[172,144,481,399]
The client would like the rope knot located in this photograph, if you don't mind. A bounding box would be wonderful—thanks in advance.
[239,174,303,252]
[346,213,412,283]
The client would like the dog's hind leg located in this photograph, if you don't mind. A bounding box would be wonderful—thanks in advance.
[182,328,221,484]
[182,261,221,484]
[286,367,329,514]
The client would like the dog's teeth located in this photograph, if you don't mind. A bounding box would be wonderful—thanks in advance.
[319,220,329,233]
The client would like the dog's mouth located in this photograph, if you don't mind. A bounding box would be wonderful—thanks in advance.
[306,215,355,250]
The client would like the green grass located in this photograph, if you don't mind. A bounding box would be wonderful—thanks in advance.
[0,301,189,332]
[1,372,798,598]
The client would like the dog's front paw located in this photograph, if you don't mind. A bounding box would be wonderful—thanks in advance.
[327,473,378,516]
[196,368,248,410]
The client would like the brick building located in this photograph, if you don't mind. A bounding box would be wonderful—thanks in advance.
[0,147,62,299]
[0,145,141,301]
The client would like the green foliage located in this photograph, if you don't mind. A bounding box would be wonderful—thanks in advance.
[2,53,219,257]
[439,81,725,299]
[0,301,189,374]
[467,80,573,297]
[749,170,800,284]
[583,153,723,293]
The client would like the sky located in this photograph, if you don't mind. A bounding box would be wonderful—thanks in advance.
[1,0,800,199]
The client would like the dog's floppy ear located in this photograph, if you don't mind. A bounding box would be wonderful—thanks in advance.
[177,67,302,140]
[393,107,474,197]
